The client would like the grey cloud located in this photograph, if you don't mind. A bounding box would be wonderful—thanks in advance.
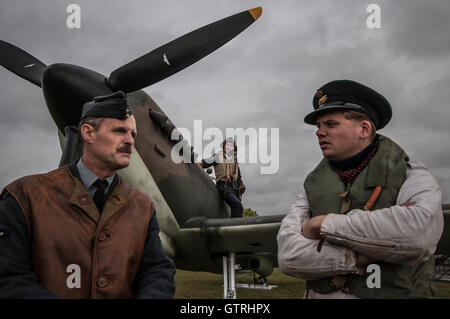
[382,0,450,59]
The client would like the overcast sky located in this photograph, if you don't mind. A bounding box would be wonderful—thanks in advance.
[0,0,449,215]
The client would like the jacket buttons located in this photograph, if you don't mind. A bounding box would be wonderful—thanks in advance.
[97,231,112,242]
[96,277,108,288]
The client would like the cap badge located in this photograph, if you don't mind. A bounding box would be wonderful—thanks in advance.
[318,94,328,106]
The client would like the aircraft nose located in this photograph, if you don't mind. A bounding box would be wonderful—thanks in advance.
[41,63,112,133]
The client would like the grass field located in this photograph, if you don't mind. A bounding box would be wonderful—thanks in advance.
[174,268,450,299]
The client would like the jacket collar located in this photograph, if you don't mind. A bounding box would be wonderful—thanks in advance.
[76,159,115,196]
[67,163,128,226]
[363,135,408,189]
[316,134,408,190]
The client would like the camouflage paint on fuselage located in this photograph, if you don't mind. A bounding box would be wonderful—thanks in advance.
[128,91,230,227]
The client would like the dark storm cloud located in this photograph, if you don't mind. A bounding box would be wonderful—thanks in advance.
[0,0,449,214]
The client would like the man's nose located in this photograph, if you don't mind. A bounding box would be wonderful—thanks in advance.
[316,126,326,137]
[124,132,134,145]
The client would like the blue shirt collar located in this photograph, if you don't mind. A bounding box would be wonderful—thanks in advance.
[76,159,115,196]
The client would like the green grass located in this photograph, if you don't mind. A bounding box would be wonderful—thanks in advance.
[435,281,450,299]
[174,268,450,299]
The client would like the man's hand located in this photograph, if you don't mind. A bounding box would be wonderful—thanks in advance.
[302,215,327,240]
[238,184,246,195]
[198,162,203,168]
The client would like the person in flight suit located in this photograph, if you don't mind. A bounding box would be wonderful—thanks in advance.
[199,137,246,218]
[277,80,444,298]
[0,91,176,298]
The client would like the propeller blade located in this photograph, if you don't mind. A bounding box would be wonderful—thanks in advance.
[0,40,47,87]
[107,7,262,92]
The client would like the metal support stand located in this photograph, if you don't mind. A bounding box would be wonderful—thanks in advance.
[223,252,236,299]
[235,283,277,290]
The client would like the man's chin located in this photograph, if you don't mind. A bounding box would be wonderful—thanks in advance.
[322,150,338,161]
[112,159,131,171]
[322,149,332,158]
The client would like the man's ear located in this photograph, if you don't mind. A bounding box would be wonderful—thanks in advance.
[360,120,372,140]
[80,124,95,144]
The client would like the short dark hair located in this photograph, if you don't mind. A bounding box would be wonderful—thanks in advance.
[78,117,104,143]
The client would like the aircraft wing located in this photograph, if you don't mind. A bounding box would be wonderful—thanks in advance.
[173,205,450,276]
[187,215,283,254]
[173,215,284,274]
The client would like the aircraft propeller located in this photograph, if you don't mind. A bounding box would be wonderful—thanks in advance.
[0,6,263,165]
[107,7,262,93]
[1,7,262,94]
[0,40,47,87]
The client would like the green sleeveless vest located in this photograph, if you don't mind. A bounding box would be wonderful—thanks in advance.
[304,135,436,298]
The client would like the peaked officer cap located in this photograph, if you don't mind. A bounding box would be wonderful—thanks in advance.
[304,80,392,129]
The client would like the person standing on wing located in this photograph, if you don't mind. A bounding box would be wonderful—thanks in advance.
[199,137,246,218]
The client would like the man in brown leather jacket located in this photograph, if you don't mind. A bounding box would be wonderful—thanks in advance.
[0,91,176,298]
